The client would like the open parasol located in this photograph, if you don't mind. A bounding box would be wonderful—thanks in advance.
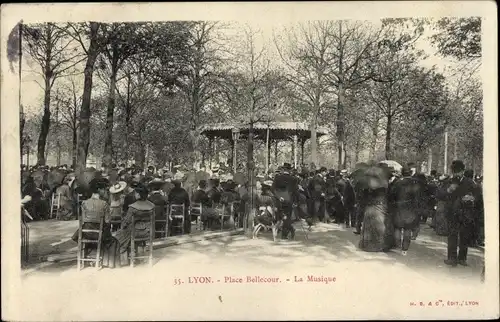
[351,165,389,190]
[378,160,402,173]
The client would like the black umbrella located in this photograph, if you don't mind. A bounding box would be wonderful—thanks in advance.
[351,165,389,190]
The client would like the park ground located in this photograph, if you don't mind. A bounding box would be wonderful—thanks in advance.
[11,220,490,320]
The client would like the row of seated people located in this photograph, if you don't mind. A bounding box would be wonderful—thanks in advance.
[73,178,243,269]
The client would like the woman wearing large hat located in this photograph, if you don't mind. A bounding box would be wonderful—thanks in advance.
[114,182,155,263]
[109,181,128,230]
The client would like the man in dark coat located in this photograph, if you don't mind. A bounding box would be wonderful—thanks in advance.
[168,180,191,234]
[148,178,169,238]
[192,180,216,229]
[445,160,479,267]
[307,166,328,222]
[334,170,356,227]
[388,167,423,255]
[207,178,222,205]
[272,164,298,239]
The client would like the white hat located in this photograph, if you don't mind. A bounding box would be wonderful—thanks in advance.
[212,165,220,171]
[109,181,127,194]
[262,180,273,187]
[174,165,182,169]
[340,169,348,174]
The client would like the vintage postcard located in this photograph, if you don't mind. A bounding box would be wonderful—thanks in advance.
[1,1,498,320]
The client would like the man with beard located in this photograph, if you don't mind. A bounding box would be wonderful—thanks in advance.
[444,160,479,267]
[272,163,298,239]
[388,167,422,256]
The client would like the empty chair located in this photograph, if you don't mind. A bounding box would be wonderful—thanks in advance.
[214,203,231,231]
[232,200,242,228]
[50,192,61,219]
[169,204,186,235]
[190,203,203,231]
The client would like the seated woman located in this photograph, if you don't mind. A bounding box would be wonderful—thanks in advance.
[109,181,128,231]
[114,183,155,262]
[55,176,75,221]
[71,177,119,267]
[22,176,45,221]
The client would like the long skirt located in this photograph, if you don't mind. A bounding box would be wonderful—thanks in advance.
[359,203,394,252]
[434,201,449,236]
[114,224,151,254]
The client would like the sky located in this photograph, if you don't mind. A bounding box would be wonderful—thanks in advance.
[20,19,464,117]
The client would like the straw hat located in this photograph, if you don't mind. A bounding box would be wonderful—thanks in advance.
[109,181,127,194]
[262,180,274,187]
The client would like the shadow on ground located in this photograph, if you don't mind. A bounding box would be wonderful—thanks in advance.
[24,220,484,284]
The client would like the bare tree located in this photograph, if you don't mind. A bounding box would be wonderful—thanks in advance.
[95,22,151,166]
[22,22,83,165]
[275,21,336,168]
[54,78,82,168]
[323,20,384,169]
[63,22,108,177]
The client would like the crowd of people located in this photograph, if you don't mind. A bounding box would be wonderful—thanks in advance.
[20,158,484,268]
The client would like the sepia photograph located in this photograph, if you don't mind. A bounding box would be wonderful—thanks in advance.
[2,2,498,320]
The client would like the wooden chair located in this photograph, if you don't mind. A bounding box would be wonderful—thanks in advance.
[129,208,155,267]
[154,205,168,239]
[50,192,61,219]
[77,213,104,270]
[109,207,122,232]
[190,203,203,231]
[232,200,242,228]
[169,204,186,235]
[215,203,231,231]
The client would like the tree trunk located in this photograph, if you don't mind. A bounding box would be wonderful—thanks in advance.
[134,142,146,169]
[124,74,132,166]
[427,147,433,175]
[246,122,255,234]
[72,127,77,169]
[453,131,458,161]
[274,141,278,165]
[37,77,52,165]
[385,115,392,160]
[354,137,361,165]
[20,113,25,162]
[76,22,100,180]
[337,83,345,169]
[369,112,379,160]
[310,119,318,168]
[103,59,118,167]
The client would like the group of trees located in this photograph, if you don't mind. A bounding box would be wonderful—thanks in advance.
[19,16,483,176]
